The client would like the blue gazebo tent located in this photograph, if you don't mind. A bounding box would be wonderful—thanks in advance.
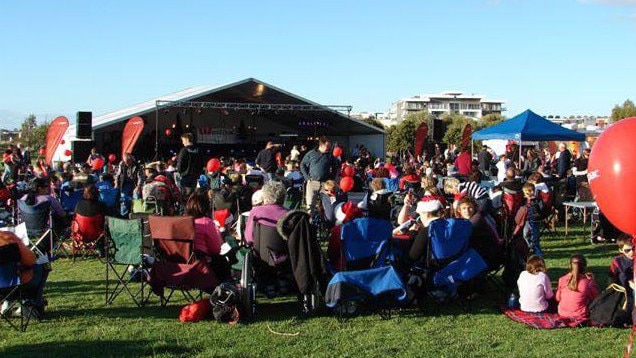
[472,109,586,142]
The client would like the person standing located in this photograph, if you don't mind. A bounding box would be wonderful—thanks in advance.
[556,142,572,179]
[255,141,278,181]
[454,147,472,177]
[115,153,142,217]
[300,136,337,209]
[86,147,105,168]
[176,133,201,199]
[477,145,492,177]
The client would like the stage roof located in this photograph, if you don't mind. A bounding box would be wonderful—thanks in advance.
[92,78,383,136]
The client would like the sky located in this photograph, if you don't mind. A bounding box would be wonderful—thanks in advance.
[1,0,635,128]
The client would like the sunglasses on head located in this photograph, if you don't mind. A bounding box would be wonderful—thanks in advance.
[623,247,633,253]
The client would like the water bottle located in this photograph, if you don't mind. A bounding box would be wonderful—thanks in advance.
[507,293,517,309]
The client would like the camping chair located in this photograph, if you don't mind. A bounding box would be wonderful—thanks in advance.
[538,191,559,237]
[70,213,104,260]
[0,243,32,332]
[250,219,294,299]
[104,216,149,307]
[59,189,83,215]
[339,217,394,271]
[245,175,264,191]
[98,187,120,217]
[409,218,487,310]
[17,200,55,258]
[324,217,405,320]
[147,215,218,306]
[501,192,523,240]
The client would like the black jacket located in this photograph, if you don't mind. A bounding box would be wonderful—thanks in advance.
[277,210,326,295]
[177,145,201,179]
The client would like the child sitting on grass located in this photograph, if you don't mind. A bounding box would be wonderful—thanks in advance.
[517,255,554,313]
[609,236,634,289]
[556,254,599,320]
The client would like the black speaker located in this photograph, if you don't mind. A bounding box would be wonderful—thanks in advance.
[72,140,93,164]
[433,119,446,141]
[76,111,93,139]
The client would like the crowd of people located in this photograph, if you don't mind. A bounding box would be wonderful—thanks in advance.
[0,133,630,325]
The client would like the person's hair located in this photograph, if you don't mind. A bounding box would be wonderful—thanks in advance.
[443,177,459,195]
[617,237,633,251]
[526,255,547,274]
[318,136,329,147]
[567,254,588,291]
[375,167,389,178]
[25,177,49,205]
[185,191,210,218]
[455,196,478,218]
[527,172,544,184]
[505,167,516,180]
[468,171,481,184]
[83,184,99,200]
[261,181,286,205]
[423,185,443,198]
[322,180,336,193]
[522,183,535,197]
[403,165,415,175]
[420,175,437,188]
[181,133,194,143]
[370,177,385,192]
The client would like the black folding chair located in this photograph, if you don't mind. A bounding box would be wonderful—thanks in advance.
[0,243,31,331]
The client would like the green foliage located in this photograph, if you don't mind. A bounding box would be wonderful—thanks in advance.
[0,223,625,358]
[386,111,432,153]
[19,114,49,149]
[441,113,474,148]
[361,117,385,130]
[481,113,506,127]
[611,99,636,122]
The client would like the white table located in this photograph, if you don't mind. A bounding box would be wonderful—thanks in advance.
[562,201,597,238]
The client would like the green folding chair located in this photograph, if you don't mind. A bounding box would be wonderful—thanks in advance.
[104,216,149,307]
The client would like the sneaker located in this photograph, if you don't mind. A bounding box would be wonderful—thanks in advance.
[0,300,12,316]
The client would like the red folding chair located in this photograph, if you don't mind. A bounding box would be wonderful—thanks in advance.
[70,214,104,260]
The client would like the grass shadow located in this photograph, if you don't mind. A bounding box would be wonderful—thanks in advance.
[0,340,198,358]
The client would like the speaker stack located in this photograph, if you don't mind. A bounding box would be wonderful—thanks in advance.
[73,111,93,163]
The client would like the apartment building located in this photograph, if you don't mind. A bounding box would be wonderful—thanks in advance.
[386,91,506,125]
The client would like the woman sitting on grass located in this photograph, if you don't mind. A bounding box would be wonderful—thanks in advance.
[517,255,554,313]
[556,254,599,320]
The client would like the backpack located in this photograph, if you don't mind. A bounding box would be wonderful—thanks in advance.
[209,282,241,324]
[589,284,631,327]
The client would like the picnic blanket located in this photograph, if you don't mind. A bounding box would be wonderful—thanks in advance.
[503,307,587,329]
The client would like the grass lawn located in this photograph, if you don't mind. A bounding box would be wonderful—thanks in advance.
[0,222,630,358]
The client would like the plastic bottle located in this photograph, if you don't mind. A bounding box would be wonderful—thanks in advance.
[507,293,517,309]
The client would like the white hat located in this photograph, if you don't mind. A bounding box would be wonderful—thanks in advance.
[251,189,264,206]
[416,196,443,213]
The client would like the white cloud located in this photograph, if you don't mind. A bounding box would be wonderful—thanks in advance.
[578,0,636,6]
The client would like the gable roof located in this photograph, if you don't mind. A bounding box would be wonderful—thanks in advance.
[92,78,383,135]
[472,109,586,141]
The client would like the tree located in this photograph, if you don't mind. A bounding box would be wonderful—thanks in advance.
[611,99,636,122]
[31,122,49,151]
[361,117,385,130]
[441,113,475,148]
[20,114,38,146]
[386,111,432,153]
[481,113,505,127]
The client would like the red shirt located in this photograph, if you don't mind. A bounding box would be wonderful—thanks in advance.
[454,151,472,176]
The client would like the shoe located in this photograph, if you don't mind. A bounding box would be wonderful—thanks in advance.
[0,300,12,316]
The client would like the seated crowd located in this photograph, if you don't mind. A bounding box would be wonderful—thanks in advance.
[0,139,625,325]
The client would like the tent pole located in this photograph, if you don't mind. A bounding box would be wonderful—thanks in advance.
[154,101,159,161]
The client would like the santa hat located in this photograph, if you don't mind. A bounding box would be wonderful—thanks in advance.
[416,195,443,213]
[335,201,363,225]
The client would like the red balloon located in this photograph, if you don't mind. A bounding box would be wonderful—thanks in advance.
[165,128,172,136]
[206,158,221,173]
[39,148,46,156]
[588,117,636,234]
[64,149,73,157]
[333,147,343,157]
[108,154,116,163]
[342,166,355,177]
[92,157,105,170]
[340,176,354,193]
